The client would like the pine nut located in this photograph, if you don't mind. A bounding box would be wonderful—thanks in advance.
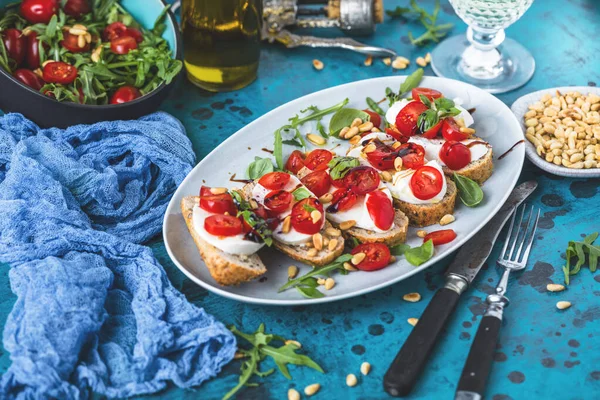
[392,58,408,69]
[525,118,539,127]
[351,252,366,265]
[288,388,301,400]
[312,59,324,70]
[307,248,318,257]
[351,118,363,128]
[319,193,333,204]
[525,110,537,118]
[312,233,323,250]
[349,135,362,145]
[424,52,431,63]
[439,214,455,226]
[391,141,402,149]
[317,278,326,285]
[394,157,403,171]
[364,55,373,66]
[380,170,392,182]
[360,362,371,376]
[382,57,392,66]
[547,283,565,292]
[328,238,338,251]
[339,127,350,138]
[325,278,335,290]
[307,133,326,146]
[459,126,476,135]
[407,318,419,326]
[345,126,360,139]
[69,27,87,36]
[310,209,322,224]
[339,220,356,230]
[359,121,374,132]
[72,24,87,31]
[395,56,410,65]
[344,262,358,271]
[210,187,228,195]
[282,215,291,233]
[285,339,301,348]
[416,57,427,67]
[389,255,397,262]
[234,351,246,359]
[323,236,329,246]
[288,265,298,279]
[249,199,258,209]
[403,292,421,302]
[364,143,376,153]
[91,46,102,63]
[325,227,341,237]
[77,34,86,48]
[556,301,571,310]
[416,230,427,238]
[346,373,358,387]
[33,68,42,78]
[304,383,320,396]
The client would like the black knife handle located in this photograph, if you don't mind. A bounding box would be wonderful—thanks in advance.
[383,287,461,397]
[455,315,502,399]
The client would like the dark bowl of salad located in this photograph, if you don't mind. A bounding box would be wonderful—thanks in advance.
[0,0,182,128]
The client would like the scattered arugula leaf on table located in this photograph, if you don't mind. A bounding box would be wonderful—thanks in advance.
[453,173,484,207]
[386,0,453,47]
[563,232,600,285]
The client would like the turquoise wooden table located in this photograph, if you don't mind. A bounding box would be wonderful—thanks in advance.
[2,1,600,399]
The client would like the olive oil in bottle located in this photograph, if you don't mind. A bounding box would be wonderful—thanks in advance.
[181,0,262,92]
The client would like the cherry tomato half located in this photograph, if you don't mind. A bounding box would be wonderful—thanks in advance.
[439,141,471,170]
[13,68,45,90]
[410,166,444,201]
[2,28,25,66]
[397,143,426,170]
[304,149,332,171]
[61,31,90,53]
[103,22,128,41]
[285,150,305,174]
[199,191,237,215]
[441,118,470,141]
[258,172,290,190]
[412,87,443,102]
[395,101,428,137]
[204,214,242,237]
[126,27,144,43]
[363,109,382,129]
[343,166,380,195]
[20,0,58,24]
[385,126,409,143]
[25,32,45,69]
[42,61,77,84]
[421,120,442,139]
[366,190,394,231]
[424,229,457,246]
[264,190,293,214]
[290,198,324,235]
[327,188,357,213]
[63,0,90,18]
[366,140,396,171]
[351,243,391,271]
[109,85,141,104]
[300,170,331,197]
[110,35,137,54]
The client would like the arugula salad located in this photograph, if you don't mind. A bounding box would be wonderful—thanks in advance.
[0,0,181,104]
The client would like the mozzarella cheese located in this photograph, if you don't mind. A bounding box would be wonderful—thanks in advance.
[387,160,448,205]
[192,205,264,255]
[408,136,489,167]
[385,98,474,127]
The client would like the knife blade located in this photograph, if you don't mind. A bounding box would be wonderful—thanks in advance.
[383,181,538,397]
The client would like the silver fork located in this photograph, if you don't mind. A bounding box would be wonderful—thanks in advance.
[455,205,540,400]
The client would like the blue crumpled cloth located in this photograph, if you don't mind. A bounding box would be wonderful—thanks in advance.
[0,112,236,399]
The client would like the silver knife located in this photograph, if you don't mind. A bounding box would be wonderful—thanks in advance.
[383,180,538,397]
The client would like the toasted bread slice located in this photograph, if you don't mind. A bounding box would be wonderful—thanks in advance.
[443,143,493,184]
[393,180,457,227]
[181,196,267,286]
[329,210,409,246]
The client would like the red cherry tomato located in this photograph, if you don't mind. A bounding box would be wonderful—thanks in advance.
[253,204,280,230]
[421,120,443,139]
[285,150,305,174]
[109,86,142,104]
[343,166,380,195]
[199,188,237,215]
[20,0,58,24]
[258,172,290,190]
[291,198,324,235]
[395,101,428,137]
[103,22,128,41]
[2,28,26,66]
[366,190,394,231]
[439,141,471,170]
[110,35,137,54]
[397,143,426,170]
[126,27,144,43]
[204,214,242,236]
[351,243,391,271]
[366,140,396,171]
[410,166,444,200]
[63,0,90,18]
[327,188,357,213]
[424,229,457,245]
[42,61,78,84]
[363,109,382,129]
[304,149,332,171]
[385,126,409,143]
[25,32,45,69]
[441,118,469,141]
[199,186,213,197]
[13,68,45,90]
[60,31,90,53]
[264,190,293,214]
[412,87,443,102]
[300,170,331,197]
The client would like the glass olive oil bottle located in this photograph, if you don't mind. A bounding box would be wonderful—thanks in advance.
[181,0,262,92]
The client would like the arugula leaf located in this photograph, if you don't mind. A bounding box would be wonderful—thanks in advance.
[282,139,303,147]
[273,126,285,169]
[296,286,325,298]
[292,187,312,201]
[261,344,324,379]
[317,120,328,138]
[390,243,411,256]
[247,156,274,179]
[329,108,370,136]
[288,98,349,128]
[562,232,600,285]
[328,156,360,180]
[366,97,385,115]
[222,348,265,400]
[279,254,353,293]
[405,240,434,266]
[231,191,274,246]
[453,173,484,207]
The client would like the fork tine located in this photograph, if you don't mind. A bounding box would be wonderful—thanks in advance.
[499,208,517,259]
[514,205,534,262]
[519,208,540,264]
[507,205,526,260]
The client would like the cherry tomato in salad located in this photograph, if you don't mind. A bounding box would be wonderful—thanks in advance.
[199,192,237,215]
[13,68,45,90]
[409,165,444,201]
[363,109,382,129]
[304,149,332,171]
[125,27,144,43]
[110,35,137,54]
[20,0,58,24]
[421,120,443,139]
[63,0,90,18]
[397,142,426,169]
[365,140,396,171]
[204,214,242,236]
[412,87,443,102]
[42,61,78,84]
[103,22,128,41]
[25,32,45,69]
[109,86,141,104]
[343,166,380,195]
[441,118,470,141]
[424,229,457,246]
[300,170,331,197]
[264,190,293,214]
[366,190,394,231]
[290,198,324,235]
[199,186,213,197]
[60,31,90,53]
[258,172,290,190]
[285,150,305,174]
[395,101,428,137]
[327,188,357,213]
[351,243,391,271]
[439,140,471,170]
[385,126,409,143]
[3,28,26,66]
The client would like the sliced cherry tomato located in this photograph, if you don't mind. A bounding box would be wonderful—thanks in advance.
[42,61,77,84]
[301,170,331,197]
[60,31,90,53]
[13,68,44,90]
[366,190,394,231]
[126,27,144,43]
[199,189,237,215]
[412,87,443,102]
[103,22,128,41]
[441,118,469,141]
[395,101,428,137]
[285,150,305,174]
[254,204,280,230]
[291,198,324,235]
[397,143,425,170]
[25,32,45,69]
[421,120,443,139]
[363,109,382,129]
[410,166,444,200]
[327,188,357,213]
[20,0,58,24]
[204,214,242,236]
[2,28,25,66]
[109,86,141,104]
[366,140,396,171]
[199,186,213,196]
[110,35,137,54]
[264,190,293,214]
[304,149,332,171]
[351,243,391,271]
[343,166,380,195]
[63,0,90,18]
[385,126,409,143]
[424,229,457,246]
[439,141,471,170]
[258,172,290,190]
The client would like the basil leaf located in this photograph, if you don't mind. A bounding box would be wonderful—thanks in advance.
[329,108,370,136]
[418,94,432,108]
[453,173,484,207]
[247,156,274,179]
[328,156,360,180]
[417,109,439,133]
[405,240,434,266]
[296,286,324,299]
[434,97,455,110]
[399,68,424,96]
[390,243,411,256]
[292,187,312,201]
